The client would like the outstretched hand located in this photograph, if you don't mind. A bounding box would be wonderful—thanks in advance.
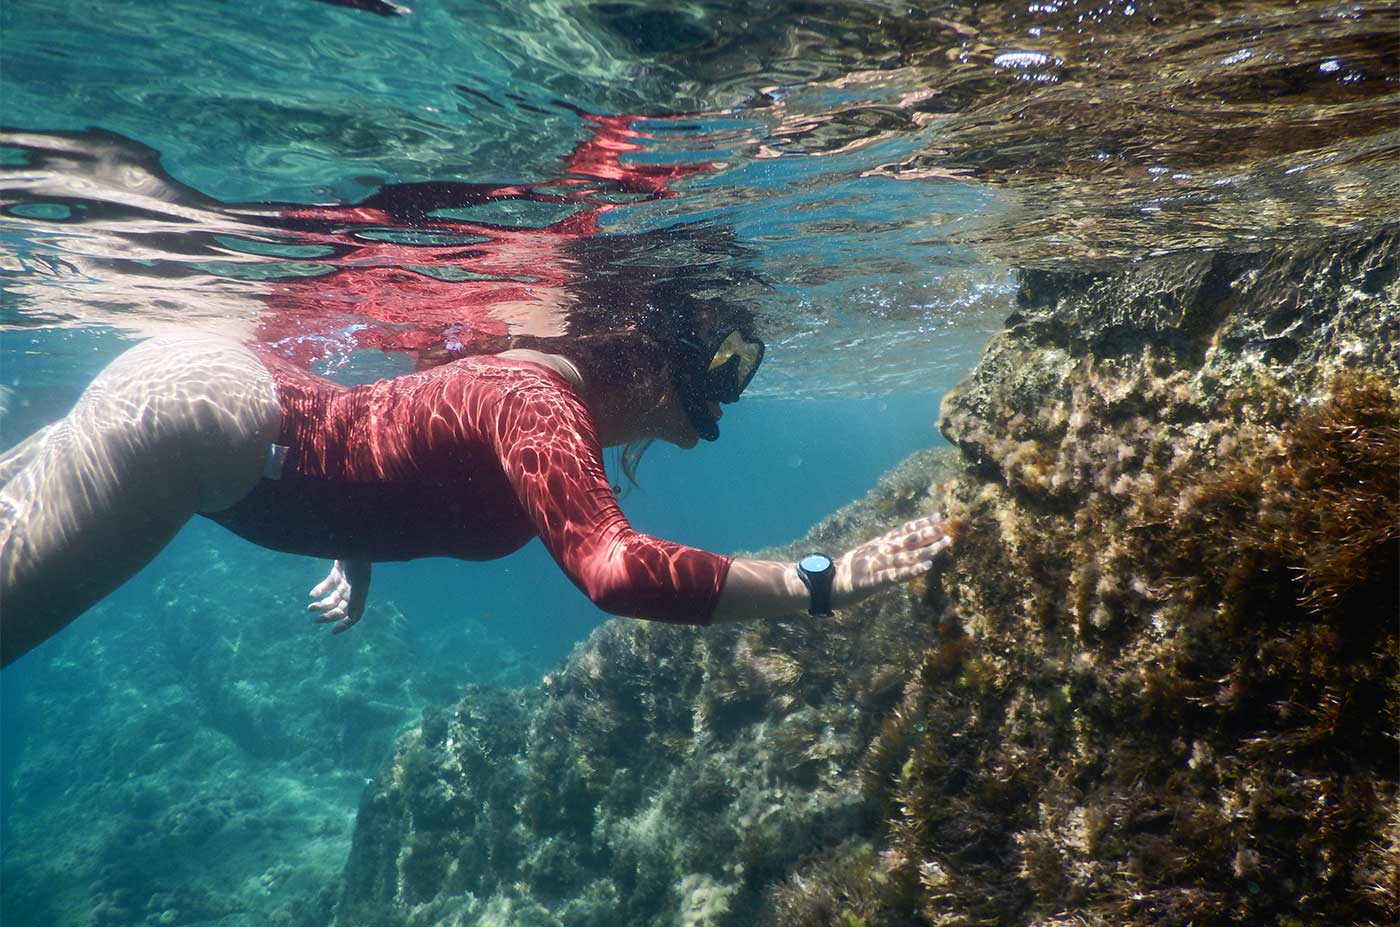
[832,514,953,608]
[308,559,371,634]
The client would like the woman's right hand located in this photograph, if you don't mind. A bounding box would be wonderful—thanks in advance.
[308,559,372,633]
[831,514,953,608]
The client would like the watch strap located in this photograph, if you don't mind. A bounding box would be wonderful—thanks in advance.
[796,553,835,617]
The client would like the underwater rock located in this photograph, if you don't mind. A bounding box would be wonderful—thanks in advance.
[332,452,955,926]
[942,226,1399,501]
[334,225,1396,927]
[776,224,1398,926]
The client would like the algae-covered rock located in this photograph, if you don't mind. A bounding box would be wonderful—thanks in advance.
[773,225,1399,926]
[942,228,1398,503]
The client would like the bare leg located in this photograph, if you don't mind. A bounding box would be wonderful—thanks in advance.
[0,423,58,487]
[0,335,281,666]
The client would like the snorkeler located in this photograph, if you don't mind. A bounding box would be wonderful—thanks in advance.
[0,303,952,667]
[0,117,951,667]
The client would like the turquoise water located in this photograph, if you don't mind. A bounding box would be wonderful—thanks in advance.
[2,0,1393,924]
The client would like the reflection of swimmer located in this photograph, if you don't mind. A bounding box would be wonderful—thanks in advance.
[253,109,714,366]
[1,114,712,367]
[0,302,952,667]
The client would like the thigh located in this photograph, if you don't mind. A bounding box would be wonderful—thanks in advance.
[0,334,281,665]
[0,422,56,488]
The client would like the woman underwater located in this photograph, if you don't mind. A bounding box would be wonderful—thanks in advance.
[0,125,952,667]
[0,297,952,667]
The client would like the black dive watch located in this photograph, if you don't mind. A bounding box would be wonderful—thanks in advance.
[796,553,836,617]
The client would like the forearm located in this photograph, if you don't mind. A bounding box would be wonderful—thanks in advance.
[707,514,953,625]
[708,557,809,624]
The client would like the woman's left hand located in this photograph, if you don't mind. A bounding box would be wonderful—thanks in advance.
[308,559,372,633]
[832,514,953,608]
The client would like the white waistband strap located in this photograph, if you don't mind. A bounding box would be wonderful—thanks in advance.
[263,443,289,480]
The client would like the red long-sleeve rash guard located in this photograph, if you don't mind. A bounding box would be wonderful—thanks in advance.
[205,354,732,625]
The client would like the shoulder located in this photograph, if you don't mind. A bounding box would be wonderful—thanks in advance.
[433,355,595,429]
[432,354,575,391]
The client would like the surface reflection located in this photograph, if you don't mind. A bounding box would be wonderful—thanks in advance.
[6,0,1387,390]
[1,111,1000,398]
[0,117,759,376]
[590,0,1399,264]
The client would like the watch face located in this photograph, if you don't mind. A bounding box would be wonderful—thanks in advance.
[799,553,833,573]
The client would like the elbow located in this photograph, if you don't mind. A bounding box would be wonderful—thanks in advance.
[587,584,712,626]
[582,570,646,620]
[574,531,645,618]
[590,594,634,620]
[573,539,716,627]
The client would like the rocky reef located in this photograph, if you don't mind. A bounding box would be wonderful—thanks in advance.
[777,225,1399,927]
[332,448,953,927]
[331,224,1397,927]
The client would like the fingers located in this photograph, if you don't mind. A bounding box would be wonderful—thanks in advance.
[313,603,347,623]
[314,595,360,632]
[864,538,953,586]
[883,546,933,569]
[867,563,925,585]
[332,593,365,632]
[857,515,949,559]
[309,573,338,599]
[310,562,345,599]
[832,515,954,608]
[849,546,932,578]
[846,534,953,587]
[895,536,953,575]
[883,514,949,550]
[309,579,350,621]
[305,561,368,634]
[308,582,348,614]
[851,529,952,572]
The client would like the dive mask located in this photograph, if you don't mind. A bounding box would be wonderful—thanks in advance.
[703,330,764,403]
[676,329,765,441]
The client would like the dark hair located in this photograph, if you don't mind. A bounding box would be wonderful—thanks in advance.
[613,439,653,491]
